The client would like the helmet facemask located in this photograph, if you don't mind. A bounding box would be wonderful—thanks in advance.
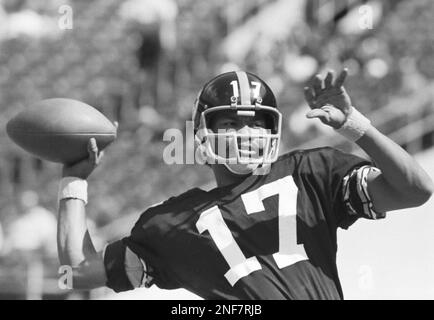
[195,105,282,175]
[192,70,282,176]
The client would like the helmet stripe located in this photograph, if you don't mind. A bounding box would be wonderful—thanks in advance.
[235,71,251,106]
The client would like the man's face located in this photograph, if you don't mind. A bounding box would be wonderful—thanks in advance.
[206,110,272,163]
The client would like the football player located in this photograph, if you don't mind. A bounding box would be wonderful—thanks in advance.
[57,69,433,299]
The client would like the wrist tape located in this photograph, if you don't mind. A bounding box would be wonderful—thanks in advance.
[335,107,371,142]
[58,177,88,205]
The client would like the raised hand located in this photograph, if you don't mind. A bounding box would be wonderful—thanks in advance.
[304,68,352,129]
[61,121,118,179]
[61,138,105,179]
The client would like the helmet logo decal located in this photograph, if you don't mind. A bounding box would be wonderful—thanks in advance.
[235,71,251,105]
[251,81,262,99]
[230,80,239,99]
[230,77,259,107]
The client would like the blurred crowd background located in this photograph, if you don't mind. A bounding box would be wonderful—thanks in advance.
[0,0,433,299]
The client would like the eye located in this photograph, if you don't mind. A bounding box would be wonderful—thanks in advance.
[253,119,266,127]
[221,120,236,127]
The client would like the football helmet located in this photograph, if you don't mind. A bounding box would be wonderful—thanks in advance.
[193,71,282,175]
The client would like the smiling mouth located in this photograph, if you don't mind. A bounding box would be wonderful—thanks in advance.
[210,134,267,160]
[239,149,258,156]
[237,142,265,158]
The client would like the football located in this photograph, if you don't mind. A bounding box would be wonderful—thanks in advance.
[6,98,117,164]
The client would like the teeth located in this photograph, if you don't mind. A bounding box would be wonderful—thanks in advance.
[238,138,266,148]
[210,133,270,161]
[238,141,264,152]
[239,150,263,162]
[239,149,256,156]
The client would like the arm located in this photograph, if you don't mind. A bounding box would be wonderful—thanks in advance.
[304,69,434,213]
[356,126,433,212]
[57,138,107,290]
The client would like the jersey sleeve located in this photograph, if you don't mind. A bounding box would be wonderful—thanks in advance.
[300,147,385,229]
[103,238,154,293]
[102,202,174,293]
[104,188,207,293]
[326,148,388,229]
[103,215,180,292]
[341,165,386,223]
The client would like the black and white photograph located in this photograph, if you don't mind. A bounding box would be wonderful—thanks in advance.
[0,0,433,304]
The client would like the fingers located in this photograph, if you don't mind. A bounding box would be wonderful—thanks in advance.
[305,68,349,111]
[312,68,348,89]
[312,75,323,95]
[324,70,334,89]
[87,138,98,165]
[334,68,348,88]
[113,121,119,139]
[96,150,105,165]
[303,87,316,109]
[306,108,330,121]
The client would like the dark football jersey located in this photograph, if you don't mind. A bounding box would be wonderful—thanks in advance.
[104,147,382,299]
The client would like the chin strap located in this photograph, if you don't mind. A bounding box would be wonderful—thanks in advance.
[223,163,258,176]
[223,163,272,177]
[253,163,271,176]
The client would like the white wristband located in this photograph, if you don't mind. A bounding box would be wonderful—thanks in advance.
[335,107,371,142]
[58,177,88,205]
